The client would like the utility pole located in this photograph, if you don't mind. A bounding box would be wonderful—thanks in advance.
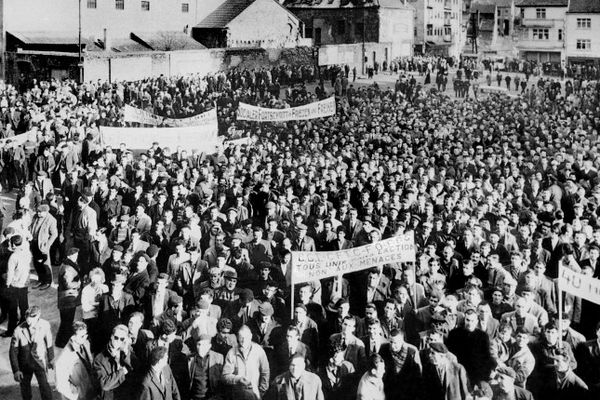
[78,0,83,83]
[362,2,366,75]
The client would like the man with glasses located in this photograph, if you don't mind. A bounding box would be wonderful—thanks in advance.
[93,324,137,400]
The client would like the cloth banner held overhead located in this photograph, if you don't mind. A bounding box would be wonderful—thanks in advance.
[237,97,336,122]
[558,266,600,305]
[100,124,220,153]
[291,233,416,284]
[123,105,218,127]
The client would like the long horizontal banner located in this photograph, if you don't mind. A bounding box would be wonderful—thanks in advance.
[291,233,416,284]
[100,124,220,153]
[237,97,336,122]
[559,266,600,305]
[0,132,31,148]
[124,105,218,127]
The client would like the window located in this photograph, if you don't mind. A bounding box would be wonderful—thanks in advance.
[87,0,97,8]
[444,26,451,35]
[535,8,546,19]
[427,24,433,36]
[558,29,563,41]
[576,39,591,50]
[116,0,124,10]
[182,3,189,12]
[532,28,549,40]
[336,20,345,35]
[577,18,591,29]
[355,22,364,36]
[141,1,150,10]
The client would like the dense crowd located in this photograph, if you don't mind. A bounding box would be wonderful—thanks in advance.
[0,58,600,400]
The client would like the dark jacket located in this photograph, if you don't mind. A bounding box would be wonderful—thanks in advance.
[139,365,181,400]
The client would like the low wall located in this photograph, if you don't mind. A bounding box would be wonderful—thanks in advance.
[83,46,315,82]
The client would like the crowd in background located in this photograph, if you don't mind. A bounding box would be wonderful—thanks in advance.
[0,58,600,400]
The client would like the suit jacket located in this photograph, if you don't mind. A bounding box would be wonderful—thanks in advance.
[329,333,366,371]
[269,371,324,400]
[248,317,284,351]
[344,220,363,244]
[30,213,58,253]
[272,340,311,376]
[143,289,178,323]
[329,239,353,251]
[422,360,469,400]
[187,350,223,393]
[500,311,540,335]
[478,317,500,340]
[361,336,389,358]
[292,235,316,252]
[580,339,600,385]
[9,319,54,373]
[352,275,391,316]
[139,365,181,400]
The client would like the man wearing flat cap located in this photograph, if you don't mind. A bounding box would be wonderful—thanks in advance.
[187,334,224,400]
[492,366,534,400]
[248,302,283,361]
[29,202,58,290]
[69,190,98,276]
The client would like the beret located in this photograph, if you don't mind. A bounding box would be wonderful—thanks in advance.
[66,247,80,256]
[429,342,448,354]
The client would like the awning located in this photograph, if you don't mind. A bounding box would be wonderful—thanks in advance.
[131,32,206,51]
[7,31,92,47]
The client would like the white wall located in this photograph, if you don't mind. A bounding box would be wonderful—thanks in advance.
[227,0,302,48]
[379,7,414,58]
[566,14,600,60]
[3,0,226,41]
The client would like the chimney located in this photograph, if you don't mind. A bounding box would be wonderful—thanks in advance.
[103,28,109,52]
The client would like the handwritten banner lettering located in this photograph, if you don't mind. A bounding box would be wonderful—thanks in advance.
[237,97,336,122]
[559,266,600,305]
[291,234,416,284]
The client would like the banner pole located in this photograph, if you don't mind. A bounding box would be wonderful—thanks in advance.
[558,262,563,350]
[290,259,295,321]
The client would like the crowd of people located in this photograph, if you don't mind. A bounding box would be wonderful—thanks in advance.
[0,57,600,400]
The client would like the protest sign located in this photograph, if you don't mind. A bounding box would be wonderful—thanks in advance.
[559,266,600,305]
[237,97,336,122]
[291,233,416,284]
[100,124,220,152]
[123,105,218,127]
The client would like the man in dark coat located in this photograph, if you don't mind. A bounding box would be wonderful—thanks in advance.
[380,329,422,400]
[446,308,494,384]
[139,346,181,400]
[492,366,535,400]
[421,342,469,400]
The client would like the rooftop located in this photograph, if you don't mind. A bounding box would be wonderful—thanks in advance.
[568,0,600,13]
[516,0,568,7]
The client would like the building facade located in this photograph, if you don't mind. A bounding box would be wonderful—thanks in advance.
[515,0,567,64]
[409,0,463,58]
[195,0,305,48]
[286,0,414,70]
[565,0,600,65]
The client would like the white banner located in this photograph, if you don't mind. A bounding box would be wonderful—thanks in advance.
[0,132,31,148]
[123,105,218,127]
[100,124,220,153]
[559,266,600,305]
[291,234,416,284]
[237,97,336,122]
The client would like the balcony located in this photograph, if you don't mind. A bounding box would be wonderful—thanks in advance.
[520,18,561,28]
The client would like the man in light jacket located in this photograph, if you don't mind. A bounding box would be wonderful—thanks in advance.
[269,354,324,400]
[222,325,270,399]
[29,202,58,290]
[55,321,98,400]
